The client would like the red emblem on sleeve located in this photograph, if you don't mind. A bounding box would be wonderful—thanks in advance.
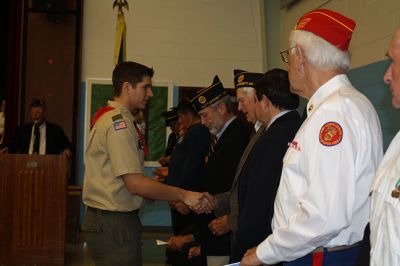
[319,122,343,146]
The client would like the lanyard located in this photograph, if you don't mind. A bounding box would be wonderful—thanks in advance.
[133,122,148,156]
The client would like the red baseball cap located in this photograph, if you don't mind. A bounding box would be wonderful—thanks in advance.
[295,9,356,51]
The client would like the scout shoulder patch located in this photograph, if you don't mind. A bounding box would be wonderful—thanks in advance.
[114,120,127,130]
[319,121,343,146]
[112,114,123,122]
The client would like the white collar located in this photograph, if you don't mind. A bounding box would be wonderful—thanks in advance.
[266,110,291,130]
[216,116,236,140]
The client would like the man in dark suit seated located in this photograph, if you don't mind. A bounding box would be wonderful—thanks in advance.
[1,98,72,157]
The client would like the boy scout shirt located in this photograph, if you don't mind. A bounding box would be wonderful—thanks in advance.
[255,74,383,264]
[83,101,144,212]
[370,131,400,265]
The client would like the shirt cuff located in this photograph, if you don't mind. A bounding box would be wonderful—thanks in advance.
[114,167,144,178]
[256,237,280,265]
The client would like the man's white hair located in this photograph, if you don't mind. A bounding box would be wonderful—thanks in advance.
[237,87,256,96]
[290,30,350,72]
[210,95,233,113]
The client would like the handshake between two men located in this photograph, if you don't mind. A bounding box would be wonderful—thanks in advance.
[202,192,232,236]
[166,192,233,260]
[185,192,218,214]
[153,167,232,235]
[174,192,232,235]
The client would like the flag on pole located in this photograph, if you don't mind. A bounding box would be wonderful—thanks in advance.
[114,11,126,65]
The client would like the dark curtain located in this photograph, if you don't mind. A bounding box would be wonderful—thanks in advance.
[2,0,24,147]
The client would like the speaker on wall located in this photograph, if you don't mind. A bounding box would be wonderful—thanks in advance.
[32,0,67,12]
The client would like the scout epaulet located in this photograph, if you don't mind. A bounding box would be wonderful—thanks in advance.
[90,106,115,130]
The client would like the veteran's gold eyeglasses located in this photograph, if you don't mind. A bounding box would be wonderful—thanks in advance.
[280,46,296,63]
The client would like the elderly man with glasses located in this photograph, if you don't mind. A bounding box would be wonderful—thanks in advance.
[241,9,383,266]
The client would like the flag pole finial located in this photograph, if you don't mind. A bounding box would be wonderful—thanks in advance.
[113,0,129,15]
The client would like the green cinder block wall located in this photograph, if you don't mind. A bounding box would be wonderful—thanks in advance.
[348,59,400,151]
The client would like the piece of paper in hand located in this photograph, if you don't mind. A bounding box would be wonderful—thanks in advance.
[223,263,240,266]
[156,239,168,246]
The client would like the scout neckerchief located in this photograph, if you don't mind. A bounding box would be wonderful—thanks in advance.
[90,106,115,130]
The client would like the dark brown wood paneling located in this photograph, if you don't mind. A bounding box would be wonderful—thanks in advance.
[24,12,76,141]
[0,154,67,265]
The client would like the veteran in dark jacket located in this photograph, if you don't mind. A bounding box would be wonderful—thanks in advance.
[165,100,211,266]
[191,75,250,266]
[230,69,300,263]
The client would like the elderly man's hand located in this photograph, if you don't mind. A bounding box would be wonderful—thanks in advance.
[158,156,170,166]
[167,235,194,251]
[153,167,168,178]
[241,247,266,266]
[208,215,231,236]
[201,192,219,210]
[188,246,201,259]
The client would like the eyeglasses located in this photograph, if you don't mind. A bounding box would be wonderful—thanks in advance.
[280,46,296,63]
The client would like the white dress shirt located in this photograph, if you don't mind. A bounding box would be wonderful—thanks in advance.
[254,120,263,132]
[256,74,383,264]
[29,122,46,155]
[370,131,400,266]
[265,110,291,130]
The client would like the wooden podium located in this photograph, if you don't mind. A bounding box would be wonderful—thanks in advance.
[0,154,67,265]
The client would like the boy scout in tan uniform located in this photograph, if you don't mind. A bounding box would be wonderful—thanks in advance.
[84,100,145,212]
[82,61,209,265]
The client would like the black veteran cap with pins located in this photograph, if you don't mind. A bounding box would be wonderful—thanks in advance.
[162,108,178,125]
[234,69,264,89]
[190,75,227,112]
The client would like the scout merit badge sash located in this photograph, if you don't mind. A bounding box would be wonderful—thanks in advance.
[90,106,148,156]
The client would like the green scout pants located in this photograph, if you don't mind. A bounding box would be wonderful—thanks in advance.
[82,206,142,266]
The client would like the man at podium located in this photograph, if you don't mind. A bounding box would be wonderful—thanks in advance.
[1,98,72,157]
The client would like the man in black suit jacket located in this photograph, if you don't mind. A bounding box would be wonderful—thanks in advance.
[2,98,72,156]
[164,101,211,266]
[203,69,300,262]
[191,76,250,266]
[230,69,300,263]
